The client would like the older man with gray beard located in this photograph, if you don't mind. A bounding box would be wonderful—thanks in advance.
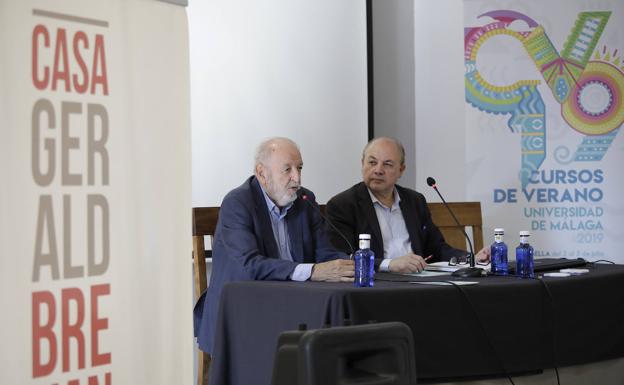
[194,137,353,355]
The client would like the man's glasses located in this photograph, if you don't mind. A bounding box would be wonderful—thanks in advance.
[448,255,468,266]
[448,253,490,266]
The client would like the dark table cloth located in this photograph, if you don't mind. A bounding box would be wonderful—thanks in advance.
[208,264,624,385]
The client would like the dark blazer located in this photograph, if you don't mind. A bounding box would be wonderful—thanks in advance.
[326,182,464,267]
[194,176,346,353]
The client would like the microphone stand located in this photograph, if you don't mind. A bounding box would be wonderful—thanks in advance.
[427,178,483,278]
[301,193,355,258]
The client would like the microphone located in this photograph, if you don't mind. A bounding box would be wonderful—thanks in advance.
[426,177,483,278]
[300,193,355,257]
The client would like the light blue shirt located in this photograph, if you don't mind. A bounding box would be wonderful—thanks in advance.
[368,188,412,272]
[261,187,313,281]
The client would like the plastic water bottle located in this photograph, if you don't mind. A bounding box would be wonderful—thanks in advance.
[354,234,375,287]
[490,228,508,275]
[515,231,534,278]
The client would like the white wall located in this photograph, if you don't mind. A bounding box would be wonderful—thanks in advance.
[413,0,467,202]
[372,0,416,189]
[189,0,369,206]
[372,0,467,201]
[190,0,466,206]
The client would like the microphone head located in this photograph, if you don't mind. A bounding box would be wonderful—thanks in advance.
[296,188,307,200]
[426,177,436,187]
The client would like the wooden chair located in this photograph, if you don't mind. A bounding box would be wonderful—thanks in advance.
[192,207,220,385]
[427,202,484,253]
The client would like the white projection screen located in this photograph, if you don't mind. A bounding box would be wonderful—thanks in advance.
[189,0,369,206]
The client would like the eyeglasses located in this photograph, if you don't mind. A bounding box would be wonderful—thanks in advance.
[448,255,468,266]
[448,253,491,266]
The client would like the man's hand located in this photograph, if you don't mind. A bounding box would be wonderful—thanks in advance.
[475,247,491,263]
[388,253,431,274]
[311,259,355,282]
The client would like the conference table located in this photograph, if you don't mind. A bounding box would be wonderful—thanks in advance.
[208,263,624,385]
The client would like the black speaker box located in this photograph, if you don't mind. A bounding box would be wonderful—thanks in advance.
[272,322,416,385]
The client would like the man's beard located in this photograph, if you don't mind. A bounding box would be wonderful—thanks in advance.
[267,178,299,207]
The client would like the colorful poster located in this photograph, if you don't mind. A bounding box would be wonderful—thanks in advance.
[0,1,192,384]
[464,1,624,263]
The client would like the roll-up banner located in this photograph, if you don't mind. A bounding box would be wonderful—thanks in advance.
[464,0,624,264]
[0,1,192,384]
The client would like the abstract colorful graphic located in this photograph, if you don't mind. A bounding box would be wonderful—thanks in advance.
[465,10,623,187]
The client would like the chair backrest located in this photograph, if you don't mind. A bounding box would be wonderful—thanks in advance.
[192,207,219,385]
[192,204,483,275]
[192,207,220,302]
[427,202,483,252]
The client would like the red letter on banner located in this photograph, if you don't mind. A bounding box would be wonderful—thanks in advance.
[32,24,50,90]
[91,284,111,366]
[91,35,108,95]
[52,28,71,92]
[72,31,89,94]
[62,288,86,372]
[32,291,57,377]
[88,372,112,385]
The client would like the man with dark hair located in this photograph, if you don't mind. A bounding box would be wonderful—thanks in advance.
[326,137,489,273]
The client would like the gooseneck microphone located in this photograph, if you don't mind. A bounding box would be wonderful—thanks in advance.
[426,177,483,278]
[301,193,355,257]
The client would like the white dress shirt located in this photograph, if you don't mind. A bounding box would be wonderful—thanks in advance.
[368,188,412,272]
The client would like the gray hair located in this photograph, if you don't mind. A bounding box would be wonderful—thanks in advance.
[361,137,405,165]
[254,137,300,168]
